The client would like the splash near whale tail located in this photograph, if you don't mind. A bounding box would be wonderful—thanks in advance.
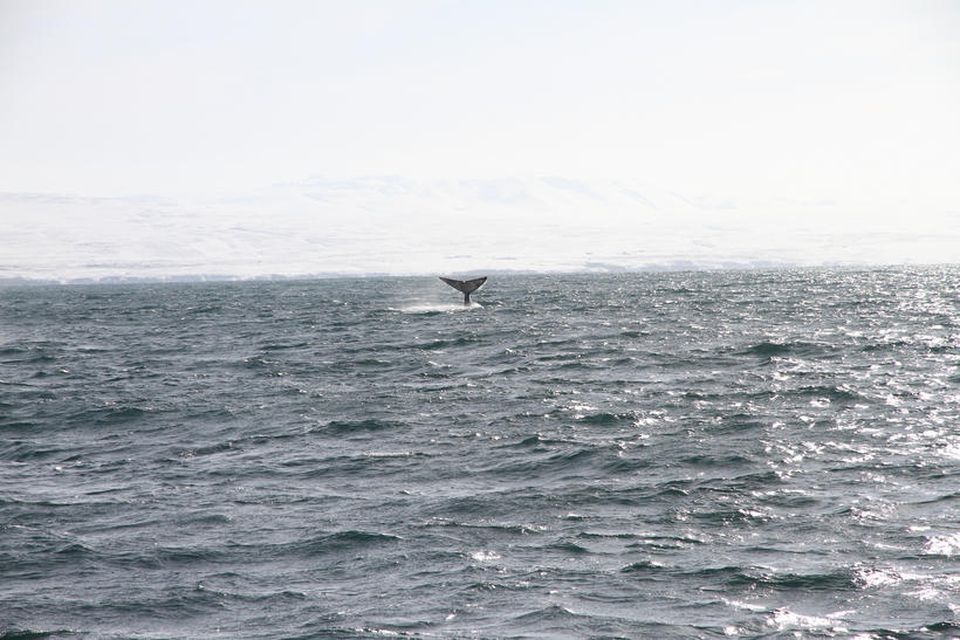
[439,276,487,305]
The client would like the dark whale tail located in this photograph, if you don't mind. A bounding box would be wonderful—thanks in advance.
[439,276,487,305]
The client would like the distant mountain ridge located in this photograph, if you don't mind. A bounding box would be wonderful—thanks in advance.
[1,176,956,283]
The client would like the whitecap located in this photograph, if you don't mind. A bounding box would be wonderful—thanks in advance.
[853,565,902,588]
[766,608,848,633]
[722,597,767,612]
[923,532,960,556]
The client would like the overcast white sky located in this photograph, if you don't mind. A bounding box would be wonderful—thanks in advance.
[1,0,959,280]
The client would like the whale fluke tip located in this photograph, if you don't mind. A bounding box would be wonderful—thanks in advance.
[439,276,487,305]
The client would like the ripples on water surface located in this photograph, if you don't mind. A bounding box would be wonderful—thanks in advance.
[2,268,960,639]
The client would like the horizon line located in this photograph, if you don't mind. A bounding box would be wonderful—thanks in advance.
[2,261,956,287]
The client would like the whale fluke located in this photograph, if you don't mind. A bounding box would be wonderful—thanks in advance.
[439,276,487,305]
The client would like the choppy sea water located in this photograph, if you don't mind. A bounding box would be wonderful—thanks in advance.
[2,268,960,639]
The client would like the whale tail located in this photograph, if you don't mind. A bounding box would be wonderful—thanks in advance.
[439,276,487,305]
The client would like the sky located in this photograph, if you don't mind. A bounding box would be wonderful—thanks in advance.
[1,0,959,281]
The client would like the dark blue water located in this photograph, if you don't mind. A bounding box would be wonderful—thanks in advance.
[3,268,960,639]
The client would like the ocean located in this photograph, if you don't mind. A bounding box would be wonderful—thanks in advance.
[2,268,959,639]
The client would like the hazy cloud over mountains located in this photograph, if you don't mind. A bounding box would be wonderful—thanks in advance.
[2,1,958,281]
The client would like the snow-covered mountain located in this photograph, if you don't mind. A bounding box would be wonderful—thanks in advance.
[2,176,956,283]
